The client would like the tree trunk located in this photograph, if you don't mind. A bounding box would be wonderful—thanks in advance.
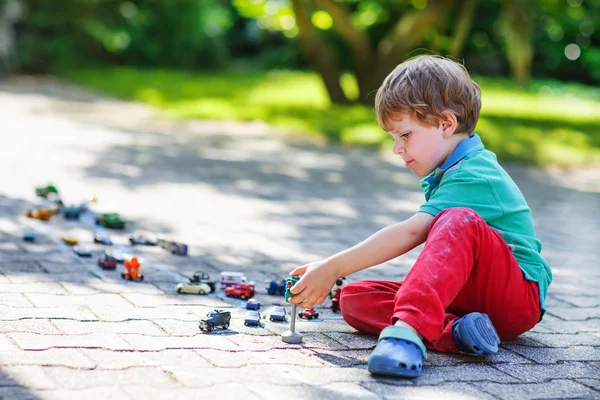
[499,0,532,85]
[449,0,477,59]
[291,0,349,105]
[315,0,374,104]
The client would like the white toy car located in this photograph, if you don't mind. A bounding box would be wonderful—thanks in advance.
[73,245,92,257]
[176,281,212,295]
[129,231,158,246]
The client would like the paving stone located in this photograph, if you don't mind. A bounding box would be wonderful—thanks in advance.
[515,332,600,347]
[86,305,199,322]
[0,262,44,273]
[226,332,347,350]
[197,348,328,367]
[264,317,358,334]
[39,262,81,273]
[0,349,95,368]
[0,282,68,295]
[119,333,239,351]
[549,307,600,321]
[362,381,494,400]
[495,361,600,383]
[506,345,600,363]
[0,293,33,308]
[310,349,372,367]
[120,292,231,307]
[0,335,19,350]
[24,293,133,308]
[472,379,599,400]
[244,382,381,400]
[152,319,210,336]
[43,366,179,389]
[323,332,378,350]
[553,295,600,308]
[80,348,211,369]
[525,314,600,334]
[35,386,133,400]
[0,386,38,400]
[576,378,600,391]
[8,332,133,351]
[84,281,166,295]
[0,365,55,389]
[165,364,304,386]
[124,384,261,400]
[0,305,98,321]
[0,320,60,334]
[51,320,167,336]
[413,364,518,385]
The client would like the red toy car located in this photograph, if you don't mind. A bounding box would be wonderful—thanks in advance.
[224,283,255,300]
[98,255,117,270]
[298,307,319,320]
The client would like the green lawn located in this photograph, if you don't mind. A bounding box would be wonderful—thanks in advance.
[60,67,600,167]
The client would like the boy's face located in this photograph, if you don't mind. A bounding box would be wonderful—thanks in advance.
[385,114,453,177]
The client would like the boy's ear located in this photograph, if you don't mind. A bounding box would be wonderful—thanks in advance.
[439,111,458,137]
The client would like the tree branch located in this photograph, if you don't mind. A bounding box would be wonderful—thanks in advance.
[449,0,477,59]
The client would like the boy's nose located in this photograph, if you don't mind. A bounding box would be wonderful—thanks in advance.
[393,144,405,155]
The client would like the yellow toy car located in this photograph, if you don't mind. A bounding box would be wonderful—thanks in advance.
[25,208,54,221]
[61,236,78,246]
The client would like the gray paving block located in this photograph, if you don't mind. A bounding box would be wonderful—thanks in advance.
[0,386,38,400]
[0,365,55,389]
[530,314,600,334]
[43,365,179,389]
[85,305,199,321]
[0,305,98,321]
[166,364,304,387]
[0,319,61,334]
[576,378,600,391]
[198,348,329,368]
[0,282,68,295]
[472,379,599,400]
[516,332,600,347]
[34,387,132,400]
[245,382,381,400]
[549,307,600,321]
[227,332,347,350]
[8,332,133,351]
[495,361,600,383]
[324,331,378,350]
[414,364,518,385]
[25,293,133,308]
[0,262,45,273]
[0,349,95,368]
[52,320,168,336]
[120,292,231,307]
[362,381,494,400]
[310,349,372,367]
[506,345,600,363]
[124,384,261,400]
[0,293,33,308]
[554,295,600,307]
[119,333,239,351]
[80,348,211,369]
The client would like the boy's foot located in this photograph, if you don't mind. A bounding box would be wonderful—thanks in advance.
[452,312,500,356]
[368,325,427,378]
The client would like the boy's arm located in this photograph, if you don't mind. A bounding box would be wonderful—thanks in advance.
[288,212,434,306]
[329,212,433,277]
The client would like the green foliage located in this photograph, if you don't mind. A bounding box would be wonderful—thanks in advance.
[60,67,600,167]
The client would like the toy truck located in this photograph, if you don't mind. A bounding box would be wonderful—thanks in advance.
[121,257,143,281]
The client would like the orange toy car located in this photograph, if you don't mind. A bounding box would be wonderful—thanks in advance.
[121,257,144,281]
[25,208,54,221]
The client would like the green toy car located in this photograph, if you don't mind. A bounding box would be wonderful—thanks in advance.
[95,213,126,229]
[35,184,58,198]
[285,276,300,302]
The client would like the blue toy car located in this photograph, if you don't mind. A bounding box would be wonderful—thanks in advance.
[23,231,35,242]
[266,279,286,296]
[63,205,82,220]
[246,299,261,310]
[244,311,261,326]
[93,232,113,245]
[268,306,286,322]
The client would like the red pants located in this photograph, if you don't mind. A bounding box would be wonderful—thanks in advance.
[339,208,542,353]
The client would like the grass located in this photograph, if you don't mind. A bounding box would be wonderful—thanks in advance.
[59,67,600,167]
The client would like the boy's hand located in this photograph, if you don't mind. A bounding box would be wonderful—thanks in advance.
[288,260,340,308]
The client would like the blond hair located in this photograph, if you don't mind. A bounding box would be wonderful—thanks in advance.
[375,55,481,134]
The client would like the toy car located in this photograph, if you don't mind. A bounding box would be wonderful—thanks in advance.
[190,271,216,291]
[157,238,188,255]
[63,205,81,220]
[61,236,78,246]
[269,306,286,322]
[266,279,286,296]
[93,232,113,245]
[73,245,92,257]
[98,254,117,270]
[298,307,319,320]
[175,281,212,295]
[199,310,231,332]
[95,213,126,229]
[35,184,58,198]
[244,311,261,326]
[105,249,126,263]
[25,209,54,221]
[331,287,341,313]
[330,277,347,298]
[121,257,143,281]
[129,231,158,246]
[224,283,255,300]
[23,231,35,242]
[245,299,261,310]
[220,271,247,288]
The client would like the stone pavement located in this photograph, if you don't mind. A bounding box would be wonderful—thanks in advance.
[0,77,599,400]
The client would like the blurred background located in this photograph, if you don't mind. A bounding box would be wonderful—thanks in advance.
[2,0,599,167]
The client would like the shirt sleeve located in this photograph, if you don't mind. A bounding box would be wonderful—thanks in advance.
[419,170,505,222]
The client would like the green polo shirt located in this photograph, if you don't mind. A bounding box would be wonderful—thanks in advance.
[418,134,552,311]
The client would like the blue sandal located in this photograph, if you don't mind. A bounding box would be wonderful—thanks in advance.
[452,312,500,356]
[367,326,427,378]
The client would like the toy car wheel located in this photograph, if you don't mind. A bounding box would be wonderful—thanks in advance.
[206,323,214,332]
[240,294,247,300]
[121,273,126,279]
[139,275,144,281]
[298,313,303,318]
[270,317,274,322]
[244,322,248,326]
[314,313,319,318]
[307,315,313,320]
[199,290,206,295]
[224,322,230,329]
[199,326,205,331]
[176,288,183,294]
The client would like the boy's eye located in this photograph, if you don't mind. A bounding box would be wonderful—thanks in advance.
[400,132,411,139]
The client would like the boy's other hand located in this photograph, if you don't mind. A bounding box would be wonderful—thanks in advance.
[288,260,339,308]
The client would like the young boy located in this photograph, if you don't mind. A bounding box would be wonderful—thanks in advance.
[288,55,551,378]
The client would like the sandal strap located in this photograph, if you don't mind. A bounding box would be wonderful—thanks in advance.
[378,325,427,359]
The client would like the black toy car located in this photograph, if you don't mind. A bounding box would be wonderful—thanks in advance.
[199,310,231,332]
[191,271,216,292]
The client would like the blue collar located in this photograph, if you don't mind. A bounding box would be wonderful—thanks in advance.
[438,133,484,172]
